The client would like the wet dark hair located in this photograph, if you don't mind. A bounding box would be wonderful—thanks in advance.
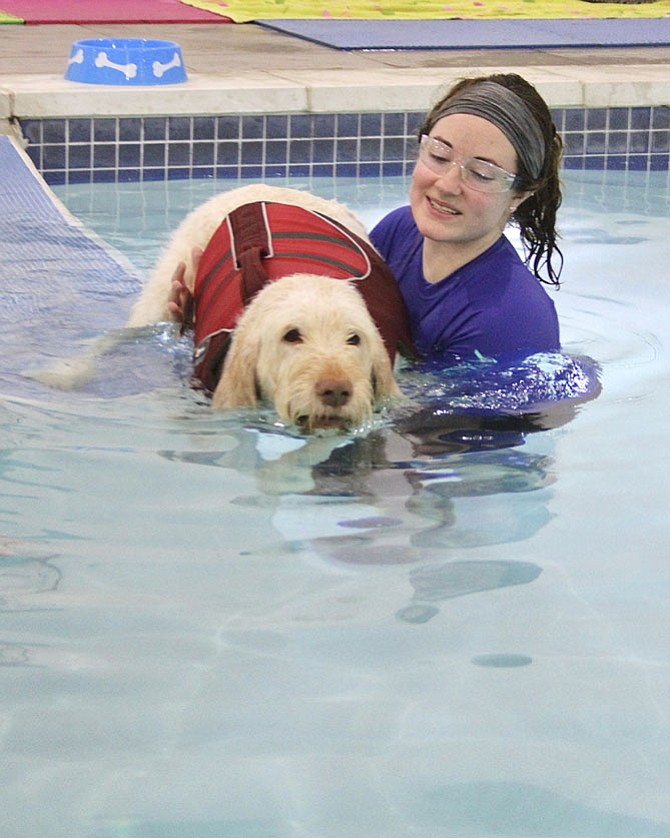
[418,73,564,287]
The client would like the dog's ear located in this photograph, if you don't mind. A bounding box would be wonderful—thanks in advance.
[210,323,261,409]
[370,332,401,399]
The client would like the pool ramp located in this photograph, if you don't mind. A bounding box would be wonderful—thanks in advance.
[0,135,142,398]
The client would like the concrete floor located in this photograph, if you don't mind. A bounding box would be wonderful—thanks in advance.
[1,20,669,75]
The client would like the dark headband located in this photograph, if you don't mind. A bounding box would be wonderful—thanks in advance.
[432,81,546,181]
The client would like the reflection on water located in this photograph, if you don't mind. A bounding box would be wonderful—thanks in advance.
[154,363,576,628]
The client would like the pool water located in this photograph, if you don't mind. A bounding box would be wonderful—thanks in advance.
[2,170,670,837]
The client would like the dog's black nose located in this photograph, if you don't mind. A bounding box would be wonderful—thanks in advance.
[316,378,352,407]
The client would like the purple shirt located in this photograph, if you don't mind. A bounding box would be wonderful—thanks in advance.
[370,205,560,361]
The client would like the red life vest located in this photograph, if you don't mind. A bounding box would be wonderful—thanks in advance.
[190,201,413,394]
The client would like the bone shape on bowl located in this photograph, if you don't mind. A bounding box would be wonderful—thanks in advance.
[152,52,182,79]
[94,51,138,79]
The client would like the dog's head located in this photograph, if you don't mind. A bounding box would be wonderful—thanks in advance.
[210,274,400,432]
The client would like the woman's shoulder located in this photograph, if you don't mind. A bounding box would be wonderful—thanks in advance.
[459,236,559,325]
[473,236,544,288]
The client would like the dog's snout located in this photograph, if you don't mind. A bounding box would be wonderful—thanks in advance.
[316,377,352,407]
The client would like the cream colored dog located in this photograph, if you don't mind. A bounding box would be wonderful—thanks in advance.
[30,185,407,431]
[127,184,406,431]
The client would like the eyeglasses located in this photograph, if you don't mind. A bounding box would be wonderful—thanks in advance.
[418,134,519,194]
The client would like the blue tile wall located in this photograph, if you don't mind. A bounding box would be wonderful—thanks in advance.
[19,106,670,185]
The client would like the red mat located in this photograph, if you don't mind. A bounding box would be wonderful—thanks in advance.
[0,0,230,23]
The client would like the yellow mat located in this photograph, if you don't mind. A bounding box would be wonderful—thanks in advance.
[0,10,23,21]
[181,0,669,23]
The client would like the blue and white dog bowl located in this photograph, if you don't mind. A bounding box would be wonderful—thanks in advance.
[65,38,187,86]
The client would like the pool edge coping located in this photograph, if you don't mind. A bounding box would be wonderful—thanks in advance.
[2,63,670,122]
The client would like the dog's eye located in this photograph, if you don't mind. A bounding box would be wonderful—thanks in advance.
[347,333,361,346]
[283,328,303,344]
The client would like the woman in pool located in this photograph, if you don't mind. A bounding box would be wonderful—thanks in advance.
[168,73,563,364]
[370,72,564,362]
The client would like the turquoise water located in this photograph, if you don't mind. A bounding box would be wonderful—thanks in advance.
[1,170,669,837]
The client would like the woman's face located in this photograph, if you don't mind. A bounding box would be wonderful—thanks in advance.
[410,113,528,258]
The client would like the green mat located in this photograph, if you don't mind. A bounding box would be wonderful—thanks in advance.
[181,0,668,23]
[0,10,23,21]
